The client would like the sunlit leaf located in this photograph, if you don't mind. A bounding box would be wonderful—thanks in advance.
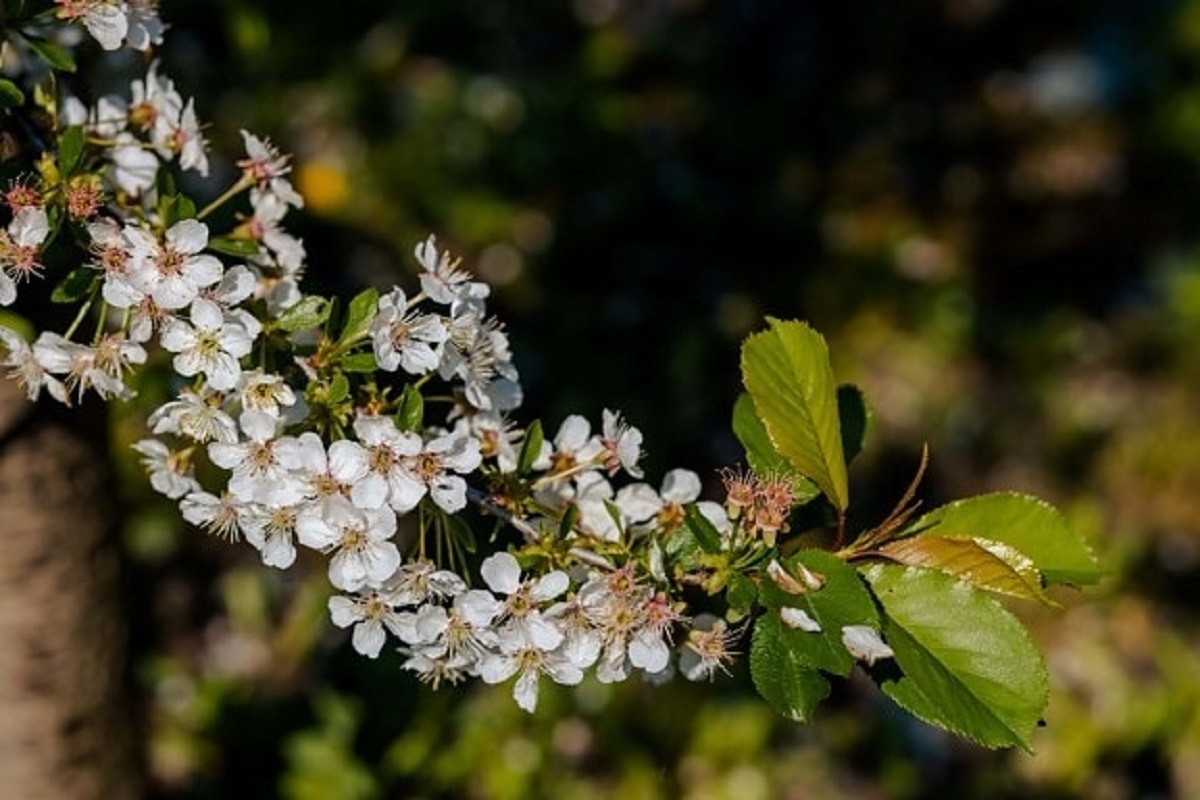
[732,392,819,503]
[878,535,1055,604]
[208,235,261,257]
[340,352,378,373]
[758,549,878,676]
[395,384,424,432]
[683,503,723,554]
[863,563,1048,750]
[911,493,1101,586]
[517,420,544,475]
[57,125,85,175]
[276,295,331,333]
[337,287,379,347]
[741,318,848,510]
[750,613,831,723]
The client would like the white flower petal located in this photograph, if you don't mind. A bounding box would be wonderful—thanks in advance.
[480,552,522,595]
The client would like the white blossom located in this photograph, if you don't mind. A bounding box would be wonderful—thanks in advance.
[295,498,400,592]
[371,287,447,374]
[841,625,894,666]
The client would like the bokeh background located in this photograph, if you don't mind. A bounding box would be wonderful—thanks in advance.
[89,0,1200,797]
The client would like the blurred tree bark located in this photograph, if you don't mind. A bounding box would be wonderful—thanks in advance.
[0,379,141,799]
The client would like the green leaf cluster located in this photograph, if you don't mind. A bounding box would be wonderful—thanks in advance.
[732,318,1101,749]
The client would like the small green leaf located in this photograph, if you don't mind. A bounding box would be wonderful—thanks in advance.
[337,287,379,347]
[50,267,98,304]
[759,549,878,676]
[445,511,477,554]
[863,563,1049,750]
[837,384,870,463]
[57,125,85,175]
[24,37,76,73]
[741,318,849,511]
[750,613,831,723]
[341,352,378,373]
[327,374,350,404]
[558,503,580,540]
[911,493,1101,586]
[155,169,177,199]
[663,526,702,571]
[732,392,819,503]
[684,503,723,554]
[276,295,332,333]
[517,420,544,475]
[726,572,757,616]
[0,79,25,110]
[208,235,261,257]
[878,535,1055,604]
[395,384,424,432]
[161,195,197,227]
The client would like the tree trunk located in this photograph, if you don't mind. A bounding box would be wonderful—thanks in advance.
[0,379,142,799]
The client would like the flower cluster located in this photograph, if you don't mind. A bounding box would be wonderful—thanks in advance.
[0,3,901,717]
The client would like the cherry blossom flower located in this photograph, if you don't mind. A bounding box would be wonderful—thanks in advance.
[340,415,424,512]
[208,410,302,505]
[680,614,739,682]
[238,131,303,208]
[124,219,223,310]
[0,326,67,403]
[371,287,447,374]
[239,504,300,569]
[328,589,415,658]
[481,552,570,650]
[414,235,483,305]
[479,628,584,713]
[159,299,255,391]
[295,498,400,592]
[407,432,482,513]
[149,388,238,444]
[132,438,199,499]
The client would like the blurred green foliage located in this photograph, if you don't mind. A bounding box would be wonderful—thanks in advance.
[94,0,1200,797]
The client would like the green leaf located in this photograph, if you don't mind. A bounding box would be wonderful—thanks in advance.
[444,511,477,554]
[732,393,819,503]
[337,287,379,347]
[276,296,332,333]
[837,384,870,463]
[759,549,878,676]
[558,503,580,540]
[0,79,25,110]
[878,535,1055,604]
[750,614,831,722]
[863,563,1048,750]
[663,526,702,571]
[327,374,350,405]
[155,169,177,199]
[24,37,76,73]
[208,235,261,257]
[684,503,723,554]
[726,571,757,616]
[161,194,197,227]
[341,352,378,373]
[911,493,1101,586]
[517,420,544,475]
[741,318,849,511]
[395,384,424,432]
[50,267,98,304]
[57,125,85,175]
